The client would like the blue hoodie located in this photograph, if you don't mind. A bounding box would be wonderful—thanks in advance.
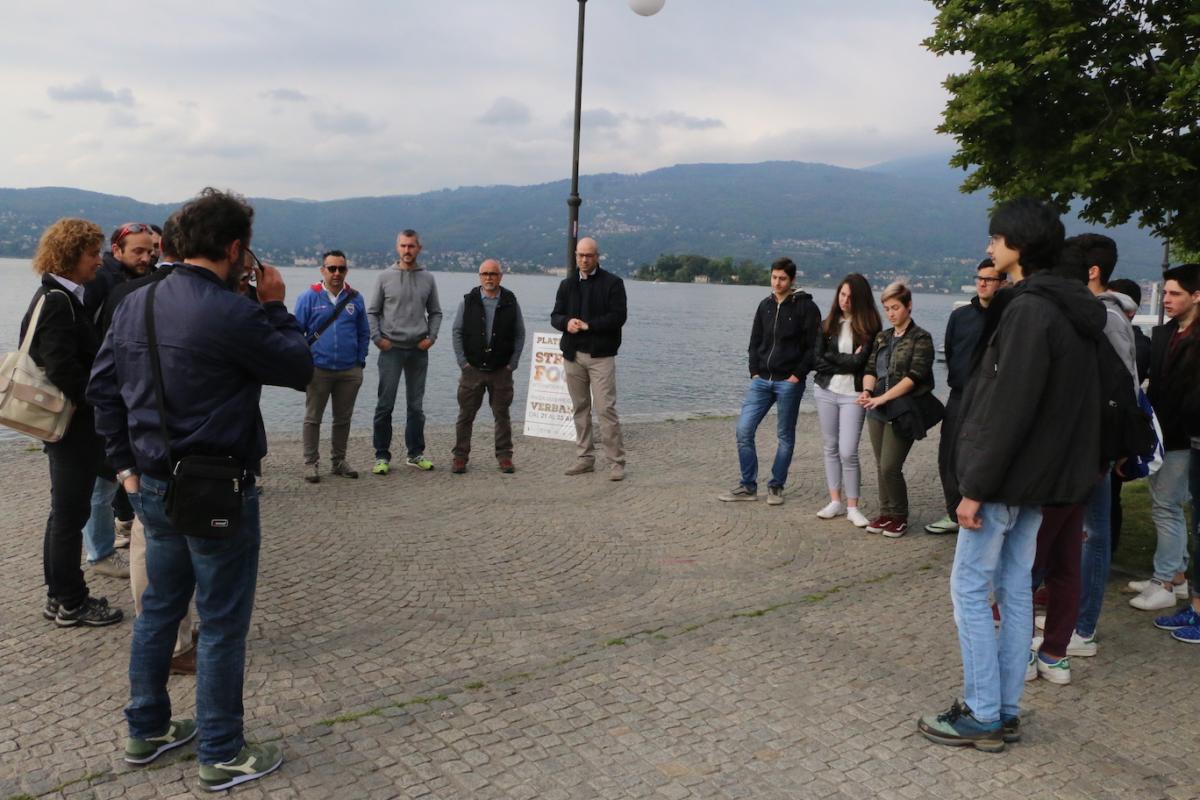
[294,281,370,371]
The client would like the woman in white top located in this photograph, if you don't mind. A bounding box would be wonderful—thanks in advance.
[811,274,882,527]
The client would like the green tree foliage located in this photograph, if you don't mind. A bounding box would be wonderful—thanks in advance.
[924,1,1200,250]
[632,254,770,285]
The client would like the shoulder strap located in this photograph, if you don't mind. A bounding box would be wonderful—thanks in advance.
[308,289,357,344]
[20,289,77,356]
[144,281,175,470]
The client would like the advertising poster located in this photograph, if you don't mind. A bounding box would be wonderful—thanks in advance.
[523,332,576,441]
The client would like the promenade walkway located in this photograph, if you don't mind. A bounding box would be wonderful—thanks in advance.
[1,418,1196,799]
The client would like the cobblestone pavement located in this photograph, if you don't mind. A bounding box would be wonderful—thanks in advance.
[2,418,1197,799]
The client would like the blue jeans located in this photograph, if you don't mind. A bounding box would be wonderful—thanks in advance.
[83,475,118,563]
[735,376,803,491]
[1191,448,1199,596]
[1150,449,1191,583]
[1076,472,1112,637]
[950,503,1041,723]
[126,475,261,765]
[372,346,428,461]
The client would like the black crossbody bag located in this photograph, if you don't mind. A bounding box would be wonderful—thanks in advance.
[307,289,357,345]
[145,282,245,538]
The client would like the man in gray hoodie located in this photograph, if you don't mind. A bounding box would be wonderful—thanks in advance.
[369,229,443,474]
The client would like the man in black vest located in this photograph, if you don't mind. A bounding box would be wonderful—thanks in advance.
[451,259,526,473]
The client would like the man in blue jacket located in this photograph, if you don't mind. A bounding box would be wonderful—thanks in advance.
[293,250,370,482]
[88,188,312,791]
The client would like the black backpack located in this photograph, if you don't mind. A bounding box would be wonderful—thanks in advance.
[1096,336,1156,466]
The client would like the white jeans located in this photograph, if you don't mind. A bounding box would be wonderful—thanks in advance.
[813,385,866,499]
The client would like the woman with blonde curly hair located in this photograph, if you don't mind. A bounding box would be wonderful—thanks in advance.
[20,218,123,627]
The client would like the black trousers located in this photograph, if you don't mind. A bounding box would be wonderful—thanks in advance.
[938,389,963,518]
[43,411,103,608]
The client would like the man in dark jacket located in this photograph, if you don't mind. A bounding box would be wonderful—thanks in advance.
[717,258,821,505]
[83,223,157,327]
[919,198,1104,752]
[926,258,1006,534]
[451,259,526,474]
[88,188,312,790]
[551,237,628,480]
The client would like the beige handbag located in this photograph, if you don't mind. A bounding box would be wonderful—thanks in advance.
[0,291,76,442]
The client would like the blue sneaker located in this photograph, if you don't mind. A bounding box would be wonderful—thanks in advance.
[1171,624,1200,644]
[1154,607,1200,631]
[917,700,1004,752]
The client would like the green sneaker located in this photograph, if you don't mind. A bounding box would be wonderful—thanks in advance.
[406,455,434,471]
[198,742,283,792]
[372,459,390,475]
[124,718,198,764]
[924,515,960,535]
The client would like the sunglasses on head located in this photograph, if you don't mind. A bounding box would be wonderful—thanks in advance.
[113,222,152,245]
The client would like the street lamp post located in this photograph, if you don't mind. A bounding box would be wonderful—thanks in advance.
[565,0,665,277]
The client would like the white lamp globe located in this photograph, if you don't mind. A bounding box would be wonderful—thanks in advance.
[629,0,665,16]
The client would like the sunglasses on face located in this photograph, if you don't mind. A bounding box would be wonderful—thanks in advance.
[324,265,348,274]
[114,222,152,245]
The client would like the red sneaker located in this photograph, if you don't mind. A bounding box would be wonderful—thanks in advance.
[865,516,891,534]
[451,458,467,474]
[881,517,909,538]
[498,458,515,474]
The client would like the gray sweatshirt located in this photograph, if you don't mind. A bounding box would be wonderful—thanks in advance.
[1098,290,1139,393]
[368,265,442,347]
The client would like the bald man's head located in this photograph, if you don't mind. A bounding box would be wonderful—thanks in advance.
[575,238,599,274]
[479,258,503,296]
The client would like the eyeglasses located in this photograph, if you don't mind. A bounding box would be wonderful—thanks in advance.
[975,276,1003,284]
[113,222,152,245]
[479,271,501,277]
[576,252,598,259]
[324,265,348,274]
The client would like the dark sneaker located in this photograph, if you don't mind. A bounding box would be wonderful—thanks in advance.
[1154,607,1200,631]
[881,517,909,538]
[717,485,757,502]
[917,700,1004,752]
[451,458,467,474]
[1171,624,1200,644]
[1001,715,1021,743]
[498,458,515,474]
[125,719,198,765]
[331,461,358,479]
[865,516,891,534]
[86,550,130,579]
[55,596,123,628]
[42,598,59,620]
[406,455,434,471]
[198,742,284,792]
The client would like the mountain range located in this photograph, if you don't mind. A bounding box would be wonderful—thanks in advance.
[0,156,1167,286]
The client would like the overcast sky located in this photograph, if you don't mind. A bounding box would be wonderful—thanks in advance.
[1,1,969,203]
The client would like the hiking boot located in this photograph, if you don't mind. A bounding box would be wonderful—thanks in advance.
[451,458,467,474]
[42,597,59,620]
[717,485,757,502]
[865,516,890,534]
[87,551,130,579]
[1130,580,1177,611]
[372,459,390,476]
[197,742,284,792]
[1001,715,1021,743]
[564,461,595,476]
[1035,651,1071,685]
[816,500,845,519]
[407,455,434,471]
[170,646,197,675]
[124,719,198,765]
[331,461,358,479]
[304,463,320,484]
[498,458,515,474]
[917,700,1004,752]
[765,486,784,505]
[1154,607,1200,631]
[923,515,959,535]
[881,517,909,538]
[55,596,123,628]
[608,464,625,482]
[846,507,869,528]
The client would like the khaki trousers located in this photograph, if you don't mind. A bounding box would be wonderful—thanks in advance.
[303,366,364,466]
[564,353,625,467]
[129,518,194,656]
[453,365,515,460]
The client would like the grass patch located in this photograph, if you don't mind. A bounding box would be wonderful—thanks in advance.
[321,693,449,726]
[603,638,626,647]
[464,681,485,690]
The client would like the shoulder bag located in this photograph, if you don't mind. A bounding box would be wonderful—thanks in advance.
[0,290,76,442]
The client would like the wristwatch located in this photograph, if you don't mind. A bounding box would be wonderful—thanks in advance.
[116,468,138,483]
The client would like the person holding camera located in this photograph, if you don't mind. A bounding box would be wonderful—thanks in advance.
[88,188,312,791]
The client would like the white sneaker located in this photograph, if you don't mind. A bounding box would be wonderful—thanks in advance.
[1130,581,1178,611]
[1024,650,1037,682]
[816,500,846,519]
[846,507,869,528]
[1067,630,1097,657]
[1034,614,1046,632]
[1126,579,1189,599]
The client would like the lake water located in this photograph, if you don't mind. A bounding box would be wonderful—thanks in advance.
[0,258,964,441]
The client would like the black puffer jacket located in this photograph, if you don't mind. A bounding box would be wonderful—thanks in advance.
[747,290,821,380]
[956,272,1106,506]
[1148,319,1200,449]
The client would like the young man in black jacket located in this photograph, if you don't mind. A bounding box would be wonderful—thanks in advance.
[926,258,1006,534]
[919,198,1104,751]
[551,237,628,480]
[718,258,821,505]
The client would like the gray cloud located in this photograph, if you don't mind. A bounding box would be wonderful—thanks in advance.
[108,111,149,130]
[261,88,310,103]
[47,77,134,106]
[310,109,387,136]
[653,111,724,130]
[580,108,624,128]
[478,96,532,126]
